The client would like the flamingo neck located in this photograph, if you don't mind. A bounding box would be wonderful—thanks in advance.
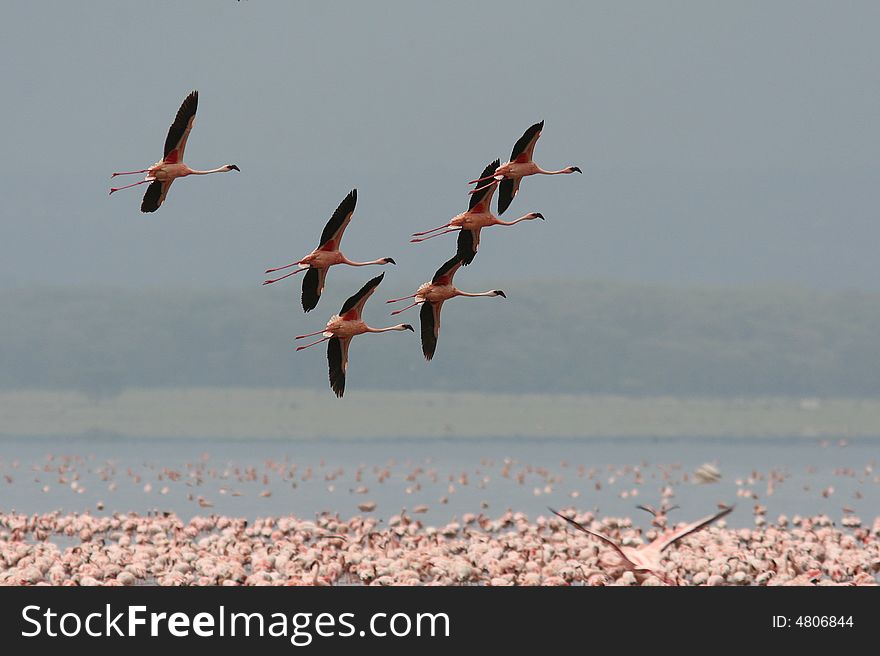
[188,166,231,175]
[536,166,571,175]
[495,213,535,226]
[342,256,387,267]
[366,324,410,333]
[455,290,498,298]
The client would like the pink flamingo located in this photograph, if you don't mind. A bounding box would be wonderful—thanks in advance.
[295,273,413,397]
[386,254,506,360]
[263,189,396,312]
[550,505,734,584]
[411,160,543,265]
[109,91,239,212]
[469,121,581,214]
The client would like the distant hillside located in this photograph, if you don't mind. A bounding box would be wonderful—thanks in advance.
[2,281,880,396]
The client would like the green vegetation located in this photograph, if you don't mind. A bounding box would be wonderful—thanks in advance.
[2,388,879,439]
[2,281,880,397]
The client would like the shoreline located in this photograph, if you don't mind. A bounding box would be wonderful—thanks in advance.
[3,388,880,440]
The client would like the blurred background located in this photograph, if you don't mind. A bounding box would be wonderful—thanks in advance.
[1,1,879,434]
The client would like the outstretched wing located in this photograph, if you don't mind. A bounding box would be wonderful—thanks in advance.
[469,159,500,212]
[301,266,328,313]
[432,254,463,285]
[510,120,543,163]
[163,90,198,163]
[456,227,481,265]
[420,300,444,361]
[496,177,521,215]
[655,505,734,552]
[318,189,357,250]
[327,336,352,398]
[339,272,384,320]
[549,508,630,562]
[141,179,173,213]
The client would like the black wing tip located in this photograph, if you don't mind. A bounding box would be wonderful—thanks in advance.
[301,268,321,312]
[433,253,462,283]
[328,338,346,398]
[419,302,436,361]
[455,230,476,266]
[497,178,514,215]
[140,180,162,213]
[365,271,385,287]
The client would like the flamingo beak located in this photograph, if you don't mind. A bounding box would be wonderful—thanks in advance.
[571,166,582,174]
[534,213,545,220]
[495,290,507,298]
[385,258,397,265]
[403,324,414,331]
[229,165,240,172]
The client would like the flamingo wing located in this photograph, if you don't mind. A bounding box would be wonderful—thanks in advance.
[419,300,444,361]
[431,254,463,285]
[318,189,357,250]
[468,159,501,212]
[549,508,631,562]
[456,227,481,266]
[496,177,522,215]
[510,120,544,164]
[163,90,198,162]
[301,266,328,313]
[327,336,352,398]
[141,179,173,213]
[655,505,734,552]
[338,272,384,321]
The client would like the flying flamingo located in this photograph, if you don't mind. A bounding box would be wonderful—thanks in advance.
[109,91,239,212]
[386,254,505,360]
[263,189,396,312]
[295,273,413,397]
[469,121,581,214]
[550,505,733,584]
[411,160,543,265]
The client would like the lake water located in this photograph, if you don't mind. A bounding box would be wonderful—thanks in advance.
[0,436,877,528]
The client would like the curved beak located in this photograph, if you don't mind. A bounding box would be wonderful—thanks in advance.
[534,213,545,220]
[403,324,414,331]
[496,290,507,298]
[385,258,397,265]
[571,166,582,174]
[229,165,241,172]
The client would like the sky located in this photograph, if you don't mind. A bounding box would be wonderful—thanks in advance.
[1,1,879,294]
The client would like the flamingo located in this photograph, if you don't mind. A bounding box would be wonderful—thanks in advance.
[411,160,543,265]
[263,189,396,312]
[109,91,239,212]
[295,273,413,397]
[469,121,581,214]
[385,254,505,360]
[636,503,681,529]
[549,505,734,584]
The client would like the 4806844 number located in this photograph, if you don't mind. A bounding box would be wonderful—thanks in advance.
[796,616,853,628]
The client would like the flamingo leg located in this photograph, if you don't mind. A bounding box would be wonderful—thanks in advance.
[265,261,304,274]
[410,229,460,243]
[263,268,307,284]
[109,179,153,194]
[411,224,452,237]
[110,169,150,178]
[468,178,502,194]
[386,293,419,303]
[391,300,422,315]
[295,328,329,339]
[295,336,330,351]
[467,172,501,184]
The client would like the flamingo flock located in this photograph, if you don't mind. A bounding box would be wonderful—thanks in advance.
[112,92,579,396]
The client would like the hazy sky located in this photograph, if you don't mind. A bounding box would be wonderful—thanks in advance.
[2,1,879,292]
